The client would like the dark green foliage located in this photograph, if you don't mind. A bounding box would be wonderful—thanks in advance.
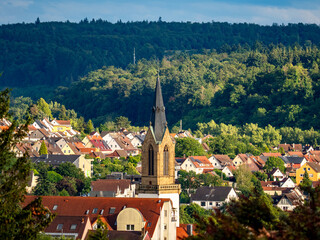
[180,203,211,224]
[2,21,320,89]
[55,162,85,180]
[115,116,131,130]
[299,169,312,191]
[34,162,91,196]
[85,119,94,134]
[264,156,286,173]
[175,138,207,157]
[0,89,54,238]
[253,171,268,181]
[47,45,320,132]
[178,170,223,196]
[39,140,48,155]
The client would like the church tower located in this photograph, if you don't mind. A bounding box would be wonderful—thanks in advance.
[137,76,181,226]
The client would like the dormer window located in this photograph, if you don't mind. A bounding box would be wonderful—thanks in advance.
[57,224,63,230]
[70,224,77,230]
[92,208,98,214]
[100,209,104,215]
[85,210,89,215]
[109,207,116,214]
[53,205,58,210]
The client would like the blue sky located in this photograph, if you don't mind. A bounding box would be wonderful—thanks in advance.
[1,0,320,25]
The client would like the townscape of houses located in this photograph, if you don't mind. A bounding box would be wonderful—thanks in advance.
[1,118,144,180]
[3,77,320,240]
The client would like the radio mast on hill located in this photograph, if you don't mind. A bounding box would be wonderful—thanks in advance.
[133,48,136,65]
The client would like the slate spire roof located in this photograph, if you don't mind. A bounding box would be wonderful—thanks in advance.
[150,76,167,141]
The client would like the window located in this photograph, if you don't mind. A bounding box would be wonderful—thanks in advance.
[309,174,313,177]
[209,202,212,205]
[126,224,134,231]
[164,224,167,230]
[164,210,167,217]
[109,207,116,214]
[92,208,98,214]
[300,174,303,177]
[148,145,154,175]
[64,150,66,153]
[163,146,169,175]
[303,168,306,171]
[70,224,77,230]
[53,205,58,210]
[100,209,104,214]
[201,202,205,206]
[308,168,310,171]
[85,210,89,215]
[235,162,237,164]
[57,224,63,230]
[147,222,151,227]
[68,150,70,153]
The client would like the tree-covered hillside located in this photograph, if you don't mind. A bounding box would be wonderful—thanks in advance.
[54,44,320,130]
[1,20,320,87]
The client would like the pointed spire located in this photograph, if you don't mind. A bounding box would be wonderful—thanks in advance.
[151,75,167,141]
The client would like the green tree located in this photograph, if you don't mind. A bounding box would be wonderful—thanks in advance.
[37,98,52,119]
[299,168,312,190]
[34,162,57,196]
[0,89,54,238]
[233,165,254,196]
[85,119,94,134]
[263,156,285,173]
[175,138,206,157]
[39,140,48,155]
[115,116,131,130]
[180,203,210,224]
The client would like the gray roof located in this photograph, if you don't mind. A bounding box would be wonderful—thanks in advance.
[31,154,81,165]
[191,186,234,202]
[279,156,305,164]
[150,77,167,141]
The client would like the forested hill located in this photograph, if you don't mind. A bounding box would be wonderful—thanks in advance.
[54,45,320,130]
[1,20,320,87]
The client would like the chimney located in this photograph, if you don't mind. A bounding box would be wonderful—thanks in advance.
[187,224,193,236]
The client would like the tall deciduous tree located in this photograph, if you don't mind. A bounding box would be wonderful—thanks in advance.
[175,138,206,157]
[263,156,285,173]
[0,89,54,238]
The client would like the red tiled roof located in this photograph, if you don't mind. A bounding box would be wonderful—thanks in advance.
[91,179,132,193]
[261,152,282,157]
[176,224,196,239]
[287,151,304,157]
[214,155,233,164]
[309,150,320,156]
[188,156,213,169]
[55,120,71,126]
[23,196,169,238]
[28,125,37,131]
[45,215,90,239]
[78,148,98,153]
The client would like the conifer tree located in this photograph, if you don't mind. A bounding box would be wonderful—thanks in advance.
[0,89,54,238]
[39,140,48,155]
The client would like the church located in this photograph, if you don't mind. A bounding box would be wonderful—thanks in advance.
[137,76,181,226]
[23,77,182,240]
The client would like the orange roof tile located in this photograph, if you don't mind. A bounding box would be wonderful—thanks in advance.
[23,196,170,238]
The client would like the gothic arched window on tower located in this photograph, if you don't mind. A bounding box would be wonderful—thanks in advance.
[148,145,154,175]
[163,145,169,175]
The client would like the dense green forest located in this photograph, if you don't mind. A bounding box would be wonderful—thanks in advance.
[51,44,320,130]
[1,20,320,88]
